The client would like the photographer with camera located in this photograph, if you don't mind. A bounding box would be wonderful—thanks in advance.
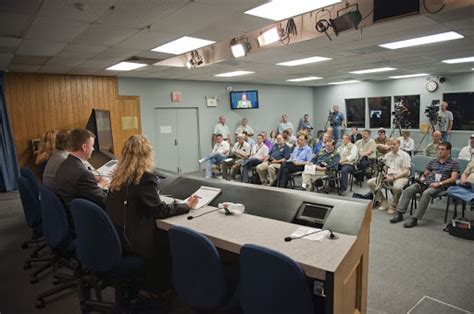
[329,105,346,140]
[390,142,459,228]
[438,101,454,142]
[367,138,411,213]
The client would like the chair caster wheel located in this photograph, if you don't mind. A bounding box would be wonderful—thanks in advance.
[30,277,39,284]
[21,242,29,249]
[24,263,31,270]
[35,299,45,309]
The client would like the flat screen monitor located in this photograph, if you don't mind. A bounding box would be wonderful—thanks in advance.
[230,90,259,109]
[86,109,113,153]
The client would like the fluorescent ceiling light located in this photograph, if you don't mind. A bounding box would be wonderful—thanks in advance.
[350,67,397,74]
[257,27,280,46]
[245,0,341,21]
[151,36,215,55]
[106,62,147,71]
[214,71,255,77]
[389,73,430,79]
[328,80,361,85]
[442,56,474,64]
[277,56,332,66]
[286,76,323,82]
[379,31,463,50]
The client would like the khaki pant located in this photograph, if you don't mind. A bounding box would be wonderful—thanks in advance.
[302,170,326,190]
[367,177,408,208]
[256,162,281,184]
[221,158,243,180]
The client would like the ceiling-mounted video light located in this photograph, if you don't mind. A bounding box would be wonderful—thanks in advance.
[257,27,281,47]
[186,50,203,69]
[230,38,251,58]
[330,3,362,36]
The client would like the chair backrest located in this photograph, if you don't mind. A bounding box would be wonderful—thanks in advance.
[17,176,42,229]
[454,158,469,175]
[40,185,69,250]
[411,155,432,174]
[168,226,227,311]
[70,199,121,273]
[451,147,461,159]
[20,167,40,198]
[240,244,314,314]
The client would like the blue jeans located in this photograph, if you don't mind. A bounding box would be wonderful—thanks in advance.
[441,131,450,142]
[339,164,354,192]
[333,126,343,140]
[240,158,263,182]
[447,185,474,203]
[205,153,226,178]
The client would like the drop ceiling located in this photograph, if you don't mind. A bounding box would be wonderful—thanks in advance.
[0,0,473,86]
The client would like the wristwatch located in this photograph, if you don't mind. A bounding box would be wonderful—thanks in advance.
[439,181,444,186]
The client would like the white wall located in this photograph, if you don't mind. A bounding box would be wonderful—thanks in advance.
[313,72,474,148]
[118,78,314,159]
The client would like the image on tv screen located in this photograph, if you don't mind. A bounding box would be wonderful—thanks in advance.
[230,90,259,109]
[95,110,113,152]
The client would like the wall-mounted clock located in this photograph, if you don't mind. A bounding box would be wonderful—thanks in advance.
[426,80,438,93]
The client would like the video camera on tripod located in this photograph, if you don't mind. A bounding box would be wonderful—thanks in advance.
[391,102,409,128]
[424,103,440,126]
[327,110,336,126]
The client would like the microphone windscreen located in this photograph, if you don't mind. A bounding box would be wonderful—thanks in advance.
[284,237,292,242]
[187,216,193,220]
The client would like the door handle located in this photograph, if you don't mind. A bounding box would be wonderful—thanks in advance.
[174,139,178,146]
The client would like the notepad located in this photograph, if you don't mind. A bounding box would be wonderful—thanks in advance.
[185,186,222,209]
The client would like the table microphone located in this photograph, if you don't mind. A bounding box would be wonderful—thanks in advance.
[187,208,221,220]
[284,229,337,242]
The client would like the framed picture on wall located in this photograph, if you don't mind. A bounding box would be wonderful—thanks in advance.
[368,96,391,129]
[345,98,366,128]
[443,92,474,130]
[393,95,420,129]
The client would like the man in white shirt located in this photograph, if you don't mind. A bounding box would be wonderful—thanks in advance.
[398,130,415,156]
[337,134,359,195]
[235,117,254,139]
[367,138,411,213]
[241,134,269,182]
[221,133,251,180]
[278,114,294,134]
[458,134,474,161]
[213,115,231,144]
[200,134,230,178]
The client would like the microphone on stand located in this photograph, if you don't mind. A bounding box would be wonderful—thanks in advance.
[187,208,221,220]
[284,229,337,242]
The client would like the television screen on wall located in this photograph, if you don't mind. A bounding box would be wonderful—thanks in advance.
[443,92,474,130]
[230,90,259,109]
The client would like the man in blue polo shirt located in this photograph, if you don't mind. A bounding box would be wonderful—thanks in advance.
[273,133,312,188]
[390,142,459,228]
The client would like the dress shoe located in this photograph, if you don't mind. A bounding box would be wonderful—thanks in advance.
[403,218,418,228]
[338,190,347,196]
[389,213,403,223]
[387,206,396,215]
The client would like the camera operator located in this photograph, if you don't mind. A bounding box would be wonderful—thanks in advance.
[367,138,411,213]
[329,105,346,140]
[438,101,453,141]
[390,142,459,228]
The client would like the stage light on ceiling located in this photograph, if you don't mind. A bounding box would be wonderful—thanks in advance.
[277,56,332,66]
[214,71,255,77]
[441,56,474,64]
[379,31,463,50]
[106,61,147,71]
[330,4,362,36]
[349,67,397,74]
[257,27,281,47]
[151,36,215,55]
[185,51,203,69]
[245,0,341,21]
[230,38,251,58]
[389,73,430,79]
[286,76,323,82]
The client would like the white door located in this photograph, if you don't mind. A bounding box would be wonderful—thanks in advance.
[176,108,200,173]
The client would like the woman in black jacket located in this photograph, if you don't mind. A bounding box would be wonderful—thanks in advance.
[106,135,198,293]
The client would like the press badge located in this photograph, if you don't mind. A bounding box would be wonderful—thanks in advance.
[435,173,442,182]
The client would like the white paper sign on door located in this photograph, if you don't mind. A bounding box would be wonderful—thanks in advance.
[160,125,172,134]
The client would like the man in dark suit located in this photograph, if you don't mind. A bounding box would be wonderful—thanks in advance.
[350,127,362,144]
[56,128,107,209]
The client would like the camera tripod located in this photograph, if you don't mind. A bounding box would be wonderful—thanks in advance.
[388,119,403,138]
[414,121,437,153]
[372,161,388,206]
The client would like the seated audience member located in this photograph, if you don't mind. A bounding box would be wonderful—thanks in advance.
[313,132,332,155]
[398,130,415,156]
[447,160,474,202]
[241,134,269,182]
[242,131,255,149]
[269,130,278,145]
[390,142,459,228]
[424,131,442,158]
[221,134,251,180]
[278,114,294,134]
[297,113,313,132]
[375,128,390,158]
[350,127,362,144]
[355,129,377,180]
[458,134,474,161]
[325,127,334,139]
[337,134,359,195]
[259,131,273,150]
[213,115,231,144]
[302,126,316,148]
[256,134,290,185]
[35,129,58,174]
[199,134,230,179]
[274,133,312,188]
[235,117,254,139]
[56,128,108,209]
[106,135,198,293]
[42,129,70,188]
[301,139,340,191]
[368,138,411,213]
[287,128,297,145]
[282,129,295,148]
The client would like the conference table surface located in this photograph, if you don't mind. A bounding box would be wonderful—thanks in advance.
[156,196,357,280]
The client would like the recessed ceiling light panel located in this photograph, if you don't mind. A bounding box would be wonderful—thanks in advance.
[214,71,255,77]
[349,67,396,74]
[151,36,215,55]
[277,56,332,66]
[245,0,341,21]
[106,62,147,71]
[286,76,323,82]
[441,56,474,64]
[389,73,430,79]
[328,80,361,85]
[379,31,463,50]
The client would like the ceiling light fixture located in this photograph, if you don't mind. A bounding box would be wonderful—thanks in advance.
[330,3,362,36]
[389,73,430,79]
[106,61,147,71]
[256,27,281,47]
[277,56,332,66]
[379,31,464,50]
[350,67,397,74]
[214,71,255,77]
[230,38,251,58]
[441,56,474,64]
[151,36,215,55]
[185,50,203,69]
[286,76,323,82]
[244,0,341,21]
[328,80,361,85]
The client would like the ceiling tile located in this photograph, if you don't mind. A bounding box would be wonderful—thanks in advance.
[47,56,87,67]
[8,64,41,72]
[37,0,116,22]
[11,55,51,66]
[0,53,13,68]
[116,29,179,50]
[0,0,43,14]
[71,24,139,46]
[17,40,67,57]
[25,17,90,42]
[0,12,31,38]
[93,46,143,59]
[56,43,108,58]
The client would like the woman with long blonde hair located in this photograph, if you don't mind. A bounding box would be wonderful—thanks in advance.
[35,129,58,165]
[106,135,197,293]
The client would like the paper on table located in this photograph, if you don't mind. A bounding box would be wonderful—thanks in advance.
[291,226,329,242]
[185,186,222,209]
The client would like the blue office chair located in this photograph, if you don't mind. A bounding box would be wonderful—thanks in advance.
[451,147,461,159]
[240,244,315,314]
[20,167,40,199]
[168,226,234,312]
[444,158,470,222]
[70,199,144,313]
[35,186,78,309]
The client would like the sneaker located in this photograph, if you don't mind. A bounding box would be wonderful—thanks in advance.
[198,158,206,163]
[389,213,403,223]
[403,218,418,228]
[338,190,347,196]
[387,206,396,215]
[378,200,388,211]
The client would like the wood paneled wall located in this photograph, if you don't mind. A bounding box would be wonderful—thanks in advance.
[4,73,141,167]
